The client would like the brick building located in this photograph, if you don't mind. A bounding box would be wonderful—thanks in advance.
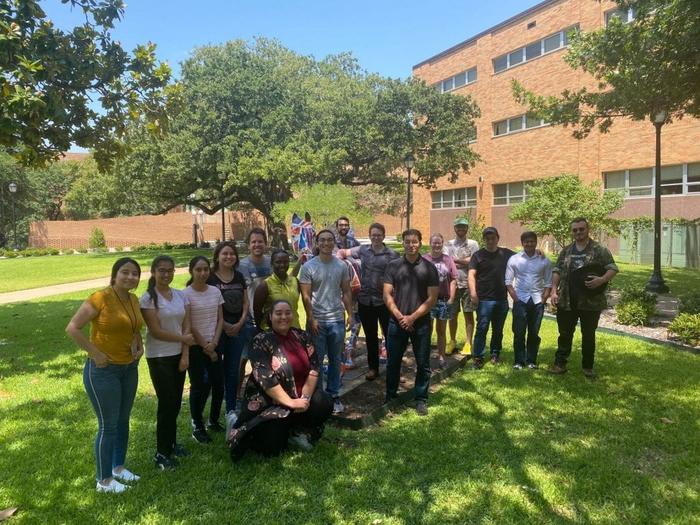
[411,0,700,265]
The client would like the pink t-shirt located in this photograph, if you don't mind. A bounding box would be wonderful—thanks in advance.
[422,253,458,300]
[183,285,224,342]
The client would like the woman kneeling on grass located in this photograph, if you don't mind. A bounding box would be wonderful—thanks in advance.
[183,255,225,444]
[66,257,144,494]
[140,255,195,470]
[228,300,332,461]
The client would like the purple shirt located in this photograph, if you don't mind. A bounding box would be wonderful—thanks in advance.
[422,253,458,300]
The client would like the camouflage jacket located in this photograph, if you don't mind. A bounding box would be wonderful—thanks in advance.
[553,240,618,311]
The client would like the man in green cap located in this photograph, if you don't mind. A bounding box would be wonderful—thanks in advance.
[446,217,480,356]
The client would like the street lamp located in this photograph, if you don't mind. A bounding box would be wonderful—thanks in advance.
[404,153,415,230]
[645,110,669,293]
[218,173,227,242]
[8,181,17,249]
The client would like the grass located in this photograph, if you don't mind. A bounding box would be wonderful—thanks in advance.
[612,262,700,296]
[0,248,211,293]
[1,277,699,523]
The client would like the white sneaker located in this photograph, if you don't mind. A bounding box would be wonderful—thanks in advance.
[332,399,345,415]
[112,467,140,483]
[96,479,129,494]
[225,410,238,442]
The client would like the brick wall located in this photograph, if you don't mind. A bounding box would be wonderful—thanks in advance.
[411,0,700,250]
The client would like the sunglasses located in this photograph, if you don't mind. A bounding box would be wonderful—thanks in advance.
[572,227,587,233]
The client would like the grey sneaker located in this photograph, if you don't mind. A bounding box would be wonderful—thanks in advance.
[225,410,238,442]
[332,399,345,415]
[527,363,539,370]
[288,433,313,452]
[415,401,428,416]
[513,363,523,370]
[154,453,178,471]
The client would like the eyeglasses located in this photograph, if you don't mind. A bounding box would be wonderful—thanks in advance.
[156,268,175,274]
[572,228,587,233]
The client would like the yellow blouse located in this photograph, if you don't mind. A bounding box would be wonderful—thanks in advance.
[87,287,144,364]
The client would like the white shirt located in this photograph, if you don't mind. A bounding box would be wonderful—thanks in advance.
[445,237,480,288]
[505,251,553,304]
[183,285,224,343]
[140,289,189,358]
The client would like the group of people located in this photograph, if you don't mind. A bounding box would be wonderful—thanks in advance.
[65,214,617,493]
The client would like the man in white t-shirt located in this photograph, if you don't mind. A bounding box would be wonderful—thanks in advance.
[445,217,480,356]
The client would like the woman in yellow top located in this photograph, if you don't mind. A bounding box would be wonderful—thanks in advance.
[254,249,301,332]
[66,257,144,494]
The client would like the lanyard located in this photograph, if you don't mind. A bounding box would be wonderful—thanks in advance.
[112,287,138,336]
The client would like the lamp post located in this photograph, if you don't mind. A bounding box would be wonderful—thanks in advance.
[404,153,415,230]
[8,181,17,249]
[645,110,669,294]
[218,173,227,242]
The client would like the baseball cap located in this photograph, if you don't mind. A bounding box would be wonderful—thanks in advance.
[454,218,469,226]
[482,227,499,237]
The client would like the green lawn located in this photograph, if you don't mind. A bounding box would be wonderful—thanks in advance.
[0,248,211,293]
[1,280,699,524]
[612,262,700,297]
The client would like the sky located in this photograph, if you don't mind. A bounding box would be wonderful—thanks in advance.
[44,0,539,79]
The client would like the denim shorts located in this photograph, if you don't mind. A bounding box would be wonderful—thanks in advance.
[430,299,454,321]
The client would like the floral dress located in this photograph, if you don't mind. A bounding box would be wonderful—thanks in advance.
[227,327,320,453]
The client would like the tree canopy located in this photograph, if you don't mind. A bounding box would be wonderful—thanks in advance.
[512,0,700,136]
[0,0,175,166]
[508,174,623,248]
[116,38,480,229]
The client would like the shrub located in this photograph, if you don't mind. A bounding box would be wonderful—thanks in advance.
[678,293,700,315]
[668,313,700,347]
[163,242,174,250]
[48,248,60,255]
[77,247,88,254]
[5,251,18,258]
[88,228,107,249]
[615,288,657,326]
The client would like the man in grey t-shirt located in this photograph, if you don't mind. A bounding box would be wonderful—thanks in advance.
[299,229,353,415]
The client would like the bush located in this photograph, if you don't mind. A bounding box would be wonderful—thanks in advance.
[615,288,657,326]
[76,247,88,254]
[5,250,18,258]
[679,293,700,315]
[668,313,700,347]
[48,248,60,255]
[88,228,107,249]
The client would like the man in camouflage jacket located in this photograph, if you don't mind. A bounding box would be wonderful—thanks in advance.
[550,217,618,377]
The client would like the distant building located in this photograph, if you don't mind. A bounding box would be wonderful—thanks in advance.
[411,0,700,266]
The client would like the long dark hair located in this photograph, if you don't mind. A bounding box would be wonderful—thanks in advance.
[146,255,175,309]
[185,255,211,286]
[110,257,141,286]
[212,241,239,273]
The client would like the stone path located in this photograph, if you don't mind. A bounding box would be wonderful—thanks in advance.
[0,268,189,305]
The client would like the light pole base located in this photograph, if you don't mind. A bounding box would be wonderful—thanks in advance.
[645,272,669,294]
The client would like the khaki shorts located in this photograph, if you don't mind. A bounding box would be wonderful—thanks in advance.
[454,287,475,313]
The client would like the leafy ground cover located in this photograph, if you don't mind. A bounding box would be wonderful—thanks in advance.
[0,248,210,293]
[1,279,698,524]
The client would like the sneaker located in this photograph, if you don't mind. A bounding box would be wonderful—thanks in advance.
[490,355,501,365]
[527,363,539,370]
[172,443,190,457]
[332,398,345,415]
[207,420,225,432]
[225,410,238,440]
[344,357,355,369]
[365,369,379,381]
[446,340,456,355]
[415,401,428,416]
[192,427,212,444]
[513,363,523,370]
[549,363,567,375]
[112,468,139,483]
[288,433,314,452]
[154,453,178,471]
[471,357,484,370]
[379,345,387,364]
[461,342,472,356]
[583,368,596,379]
[438,356,448,370]
[96,479,129,494]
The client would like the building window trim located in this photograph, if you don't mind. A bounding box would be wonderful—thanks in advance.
[492,24,579,74]
[431,187,477,210]
[492,114,548,137]
[492,181,532,207]
[603,162,700,198]
[605,7,635,26]
[436,67,478,93]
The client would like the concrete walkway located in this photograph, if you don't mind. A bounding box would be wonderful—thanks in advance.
[0,268,189,305]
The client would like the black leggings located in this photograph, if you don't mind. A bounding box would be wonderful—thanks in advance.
[187,346,224,428]
[147,354,186,456]
[240,389,332,458]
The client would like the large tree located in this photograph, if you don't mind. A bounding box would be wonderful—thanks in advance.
[118,39,480,230]
[0,0,174,166]
[512,0,700,135]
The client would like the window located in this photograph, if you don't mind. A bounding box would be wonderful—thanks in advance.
[493,182,531,206]
[493,114,546,137]
[467,126,477,143]
[492,25,578,73]
[605,8,634,26]
[431,187,476,209]
[604,162,700,197]
[437,67,477,93]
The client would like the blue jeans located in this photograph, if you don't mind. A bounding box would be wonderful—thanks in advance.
[386,317,432,402]
[472,299,509,359]
[83,359,138,481]
[313,320,345,398]
[218,330,246,413]
[512,299,545,365]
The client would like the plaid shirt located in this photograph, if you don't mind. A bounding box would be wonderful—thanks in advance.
[553,240,618,311]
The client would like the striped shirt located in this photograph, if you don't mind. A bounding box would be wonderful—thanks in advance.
[183,285,224,342]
